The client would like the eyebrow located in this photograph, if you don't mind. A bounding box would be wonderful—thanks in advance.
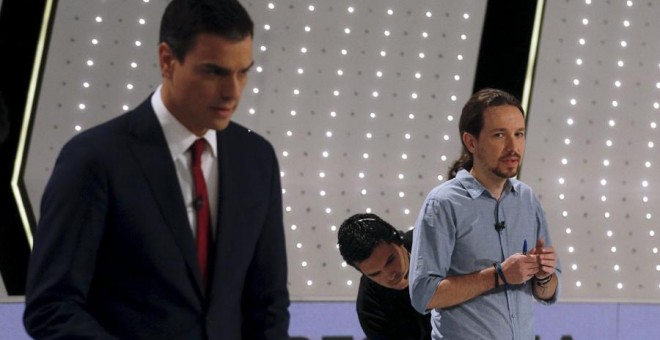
[243,61,255,72]
[199,60,255,74]
[488,127,526,133]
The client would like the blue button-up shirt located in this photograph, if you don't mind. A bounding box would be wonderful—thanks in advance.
[409,169,561,339]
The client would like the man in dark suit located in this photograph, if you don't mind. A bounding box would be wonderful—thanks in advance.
[23,1,290,339]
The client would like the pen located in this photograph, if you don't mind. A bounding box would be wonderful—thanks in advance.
[522,240,528,285]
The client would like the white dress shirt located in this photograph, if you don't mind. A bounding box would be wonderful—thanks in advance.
[151,85,219,239]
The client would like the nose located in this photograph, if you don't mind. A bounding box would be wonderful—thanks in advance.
[220,74,242,100]
[502,134,513,150]
[505,134,521,152]
[387,269,398,281]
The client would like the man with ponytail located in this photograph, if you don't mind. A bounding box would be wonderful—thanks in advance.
[409,88,560,339]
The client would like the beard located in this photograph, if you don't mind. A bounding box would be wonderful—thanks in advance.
[489,164,520,179]
[487,151,522,179]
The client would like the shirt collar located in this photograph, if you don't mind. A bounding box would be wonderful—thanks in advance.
[151,85,217,159]
[456,169,519,199]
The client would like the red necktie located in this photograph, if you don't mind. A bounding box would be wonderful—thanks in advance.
[191,138,211,286]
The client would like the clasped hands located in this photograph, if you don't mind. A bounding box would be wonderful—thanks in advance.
[500,238,557,285]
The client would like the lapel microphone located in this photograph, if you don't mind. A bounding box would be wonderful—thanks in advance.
[193,197,204,211]
[495,221,506,232]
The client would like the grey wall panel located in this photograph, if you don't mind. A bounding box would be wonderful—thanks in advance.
[524,0,660,302]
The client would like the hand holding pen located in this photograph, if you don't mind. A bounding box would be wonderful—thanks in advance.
[497,239,539,285]
[528,238,558,280]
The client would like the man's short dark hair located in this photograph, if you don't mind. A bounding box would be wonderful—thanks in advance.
[159,0,254,61]
[337,213,403,268]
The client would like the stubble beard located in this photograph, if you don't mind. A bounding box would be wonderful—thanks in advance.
[490,165,519,179]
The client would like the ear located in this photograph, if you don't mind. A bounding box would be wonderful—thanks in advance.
[462,132,477,153]
[158,42,176,80]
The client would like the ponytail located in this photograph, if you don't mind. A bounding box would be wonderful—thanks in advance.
[447,151,472,180]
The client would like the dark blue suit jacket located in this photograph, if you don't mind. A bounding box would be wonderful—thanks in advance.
[24,99,290,339]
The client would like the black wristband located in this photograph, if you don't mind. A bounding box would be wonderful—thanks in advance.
[496,262,509,289]
[493,263,499,289]
[535,275,552,287]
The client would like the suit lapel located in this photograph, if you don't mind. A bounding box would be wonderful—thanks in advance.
[126,100,205,296]
[208,125,242,288]
[213,128,230,270]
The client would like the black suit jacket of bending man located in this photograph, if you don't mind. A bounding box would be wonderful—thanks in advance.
[24,98,290,339]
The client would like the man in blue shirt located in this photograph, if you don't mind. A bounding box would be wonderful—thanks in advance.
[409,88,560,339]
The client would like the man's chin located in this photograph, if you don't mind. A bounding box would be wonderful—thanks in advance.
[493,168,519,179]
[392,279,409,290]
[212,120,231,131]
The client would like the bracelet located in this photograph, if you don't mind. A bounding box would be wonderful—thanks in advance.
[495,262,509,289]
[492,263,499,289]
[535,275,552,287]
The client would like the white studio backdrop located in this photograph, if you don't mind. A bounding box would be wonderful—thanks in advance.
[522,0,660,302]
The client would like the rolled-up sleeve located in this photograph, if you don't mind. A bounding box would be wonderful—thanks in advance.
[409,194,456,314]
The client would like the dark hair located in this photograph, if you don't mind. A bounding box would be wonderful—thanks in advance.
[447,88,524,179]
[337,213,403,269]
[159,0,254,61]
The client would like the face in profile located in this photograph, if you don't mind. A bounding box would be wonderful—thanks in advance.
[356,240,410,290]
[159,33,254,136]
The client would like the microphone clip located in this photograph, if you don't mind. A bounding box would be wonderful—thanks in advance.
[495,221,506,232]
[193,197,204,211]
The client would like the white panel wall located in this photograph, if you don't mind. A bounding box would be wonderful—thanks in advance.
[24,0,485,300]
[242,1,486,300]
[523,0,660,302]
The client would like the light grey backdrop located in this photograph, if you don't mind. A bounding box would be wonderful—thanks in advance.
[521,0,660,303]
